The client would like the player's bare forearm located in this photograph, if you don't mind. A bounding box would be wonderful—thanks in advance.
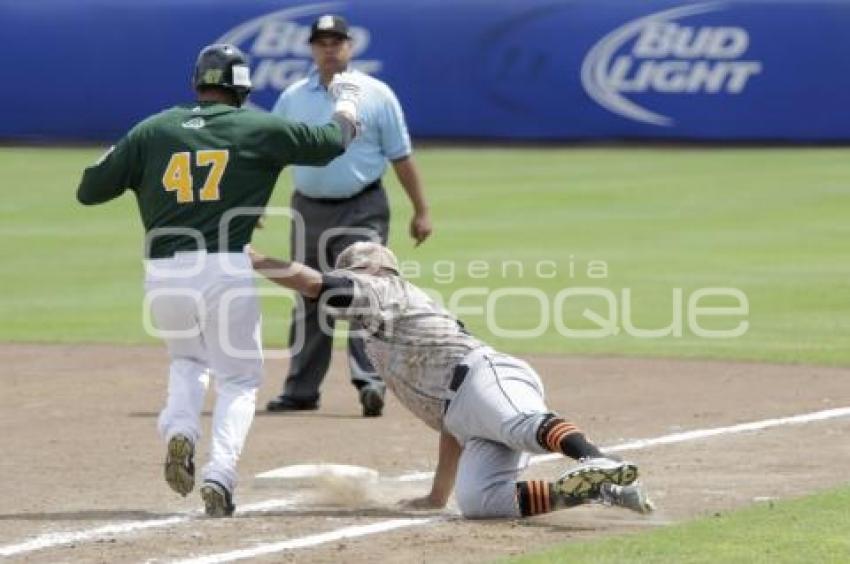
[245,245,323,298]
[399,430,461,510]
[428,430,462,506]
[391,156,432,246]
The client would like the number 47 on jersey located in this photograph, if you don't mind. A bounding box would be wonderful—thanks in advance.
[162,149,229,203]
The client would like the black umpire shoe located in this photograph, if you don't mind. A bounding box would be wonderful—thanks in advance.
[359,386,384,417]
[266,395,320,412]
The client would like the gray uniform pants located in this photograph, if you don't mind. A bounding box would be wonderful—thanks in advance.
[282,184,389,401]
[443,348,551,518]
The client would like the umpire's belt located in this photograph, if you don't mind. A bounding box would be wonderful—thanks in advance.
[296,179,381,204]
[442,347,493,415]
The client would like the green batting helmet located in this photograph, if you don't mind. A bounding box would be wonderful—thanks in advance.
[192,44,252,105]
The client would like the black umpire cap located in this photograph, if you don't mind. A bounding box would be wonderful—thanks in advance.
[308,14,351,43]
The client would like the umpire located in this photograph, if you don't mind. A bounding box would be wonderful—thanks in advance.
[268,14,432,416]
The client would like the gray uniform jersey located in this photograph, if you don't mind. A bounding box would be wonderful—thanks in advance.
[322,267,554,519]
[325,270,484,430]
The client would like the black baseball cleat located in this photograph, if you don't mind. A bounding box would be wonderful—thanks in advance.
[359,386,384,417]
[164,434,195,497]
[200,480,235,517]
[266,395,320,412]
[552,457,639,501]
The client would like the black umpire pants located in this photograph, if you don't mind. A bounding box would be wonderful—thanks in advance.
[281,181,389,402]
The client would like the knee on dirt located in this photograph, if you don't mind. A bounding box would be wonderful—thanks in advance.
[455,478,517,519]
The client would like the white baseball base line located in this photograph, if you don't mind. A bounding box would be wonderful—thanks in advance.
[169,518,441,564]
[0,499,296,558]
[1,405,848,561]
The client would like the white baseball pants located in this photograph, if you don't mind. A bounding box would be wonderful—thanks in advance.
[144,252,263,494]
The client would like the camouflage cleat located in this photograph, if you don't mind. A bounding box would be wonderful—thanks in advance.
[164,434,195,497]
[598,482,655,514]
[553,457,638,501]
[200,480,235,518]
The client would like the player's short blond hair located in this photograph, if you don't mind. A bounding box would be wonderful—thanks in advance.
[335,241,399,275]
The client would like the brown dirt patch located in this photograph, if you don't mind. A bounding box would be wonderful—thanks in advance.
[1,343,849,563]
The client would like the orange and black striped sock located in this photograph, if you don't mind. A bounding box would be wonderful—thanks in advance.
[536,414,604,460]
[516,480,553,517]
[517,480,585,516]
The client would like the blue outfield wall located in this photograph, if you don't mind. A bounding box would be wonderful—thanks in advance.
[3,0,849,141]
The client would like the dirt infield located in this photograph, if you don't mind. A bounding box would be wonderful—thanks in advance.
[1,343,849,563]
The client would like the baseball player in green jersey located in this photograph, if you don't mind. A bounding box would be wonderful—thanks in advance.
[76,43,361,517]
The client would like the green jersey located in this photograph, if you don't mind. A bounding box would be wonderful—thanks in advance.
[77,102,345,258]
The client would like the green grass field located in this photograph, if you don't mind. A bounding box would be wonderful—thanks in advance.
[1,146,848,364]
[509,484,850,564]
[1,145,849,561]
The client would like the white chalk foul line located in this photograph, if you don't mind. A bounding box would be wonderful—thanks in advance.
[3,405,849,560]
[178,405,850,564]
[0,498,295,558]
[525,405,850,467]
[170,518,441,564]
[0,515,189,559]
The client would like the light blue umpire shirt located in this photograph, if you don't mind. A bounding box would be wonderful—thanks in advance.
[271,68,413,199]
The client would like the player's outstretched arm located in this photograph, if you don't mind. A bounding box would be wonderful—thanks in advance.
[269,71,362,167]
[400,430,462,510]
[327,71,360,146]
[245,245,323,299]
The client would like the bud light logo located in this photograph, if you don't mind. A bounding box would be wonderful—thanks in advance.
[581,3,762,126]
[215,2,382,109]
